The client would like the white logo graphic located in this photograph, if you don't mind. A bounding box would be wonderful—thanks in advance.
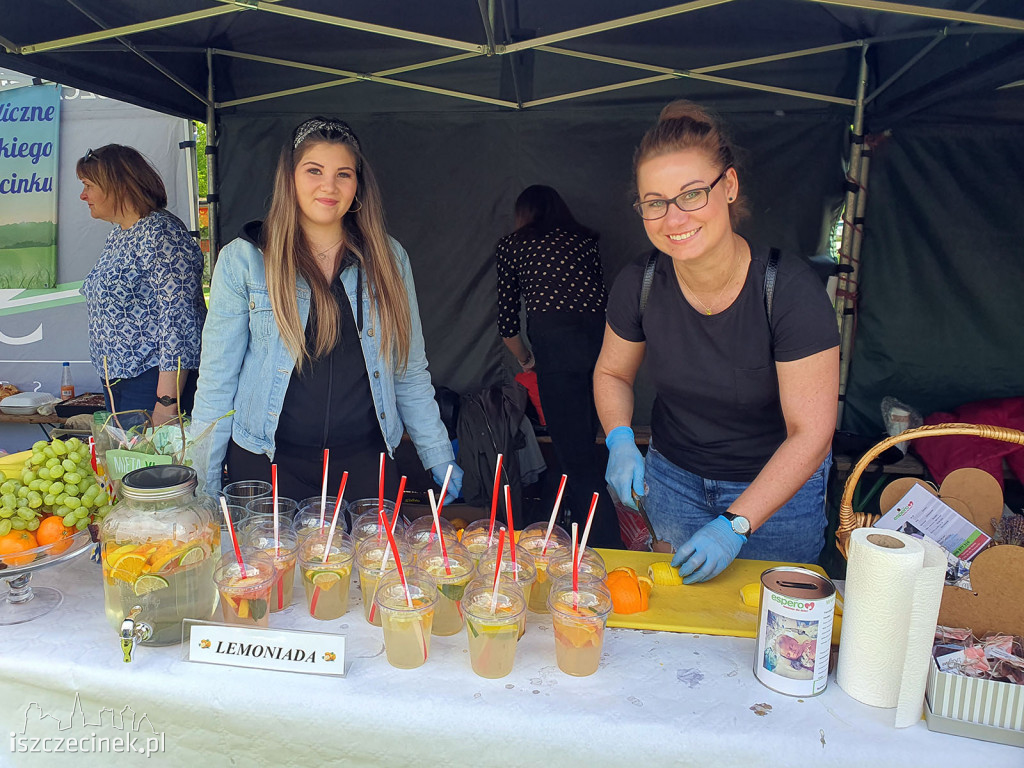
[9,692,166,757]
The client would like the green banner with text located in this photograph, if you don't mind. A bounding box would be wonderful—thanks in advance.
[0,83,60,289]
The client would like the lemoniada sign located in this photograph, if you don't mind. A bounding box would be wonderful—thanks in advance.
[185,621,346,677]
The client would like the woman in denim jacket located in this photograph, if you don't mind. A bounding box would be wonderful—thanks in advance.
[192,117,462,502]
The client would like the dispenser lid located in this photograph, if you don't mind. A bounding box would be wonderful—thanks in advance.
[120,465,198,501]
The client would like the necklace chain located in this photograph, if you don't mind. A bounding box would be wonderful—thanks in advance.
[677,252,741,316]
[312,236,344,261]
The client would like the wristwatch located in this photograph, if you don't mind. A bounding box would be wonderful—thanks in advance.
[155,395,178,407]
[722,512,751,539]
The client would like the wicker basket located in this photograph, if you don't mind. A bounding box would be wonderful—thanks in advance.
[835,422,1024,558]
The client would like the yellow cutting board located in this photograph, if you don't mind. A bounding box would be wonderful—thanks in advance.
[594,549,842,644]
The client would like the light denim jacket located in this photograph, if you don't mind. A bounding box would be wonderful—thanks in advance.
[191,234,454,492]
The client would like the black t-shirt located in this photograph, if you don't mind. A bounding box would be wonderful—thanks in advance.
[276,268,380,453]
[606,246,839,481]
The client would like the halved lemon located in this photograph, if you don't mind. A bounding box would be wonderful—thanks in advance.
[648,561,683,586]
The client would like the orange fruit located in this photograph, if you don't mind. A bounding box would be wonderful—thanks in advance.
[36,516,76,555]
[607,566,650,614]
[0,530,39,567]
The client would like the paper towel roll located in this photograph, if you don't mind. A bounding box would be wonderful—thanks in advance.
[836,529,947,726]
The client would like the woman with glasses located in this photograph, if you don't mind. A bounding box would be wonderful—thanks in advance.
[595,101,839,581]
[78,145,206,424]
[495,185,621,547]
[191,117,462,502]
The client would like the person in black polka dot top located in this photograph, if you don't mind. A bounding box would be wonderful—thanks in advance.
[494,185,622,548]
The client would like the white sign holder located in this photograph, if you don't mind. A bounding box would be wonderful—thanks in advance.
[182,619,346,677]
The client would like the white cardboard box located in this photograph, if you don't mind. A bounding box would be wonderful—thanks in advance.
[926,657,1024,747]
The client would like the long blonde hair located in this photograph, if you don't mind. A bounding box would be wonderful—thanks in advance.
[263,119,411,373]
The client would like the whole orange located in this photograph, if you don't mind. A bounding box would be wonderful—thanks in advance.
[36,516,75,555]
[0,530,39,567]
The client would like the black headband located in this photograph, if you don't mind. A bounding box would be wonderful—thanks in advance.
[292,118,361,154]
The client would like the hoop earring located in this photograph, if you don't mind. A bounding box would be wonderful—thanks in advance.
[349,196,362,213]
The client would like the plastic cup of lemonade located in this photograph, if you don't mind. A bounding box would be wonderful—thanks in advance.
[299,530,355,621]
[293,497,344,542]
[518,522,571,613]
[374,567,438,670]
[245,496,299,529]
[547,577,613,677]
[476,544,536,639]
[414,539,475,636]
[241,522,299,612]
[214,549,276,627]
[405,514,458,555]
[356,536,412,626]
[546,547,607,587]
[463,582,527,679]
[349,499,405,545]
[460,522,502,565]
[222,480,272,509]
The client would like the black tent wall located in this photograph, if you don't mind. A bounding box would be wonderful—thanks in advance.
[842,122,1024,435]
[218,108,845,417]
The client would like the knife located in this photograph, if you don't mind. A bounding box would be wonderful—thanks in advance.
[631,489,673,553]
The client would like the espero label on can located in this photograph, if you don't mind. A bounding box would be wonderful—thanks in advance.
[754,567,836,697]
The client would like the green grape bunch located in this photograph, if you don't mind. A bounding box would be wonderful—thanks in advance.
[0,438,113,538]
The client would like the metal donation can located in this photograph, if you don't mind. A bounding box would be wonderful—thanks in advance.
[754,567,836,696]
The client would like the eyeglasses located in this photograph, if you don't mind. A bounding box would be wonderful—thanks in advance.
[81,148,96,162]
[633,167,730,220]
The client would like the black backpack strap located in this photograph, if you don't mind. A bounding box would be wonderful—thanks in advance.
[764,247,780,350]
[638,249,659,322]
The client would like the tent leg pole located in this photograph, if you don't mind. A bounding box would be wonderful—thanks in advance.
[835,45,870,428]
[206,47,220,270]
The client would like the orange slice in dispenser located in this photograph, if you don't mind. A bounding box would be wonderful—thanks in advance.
[109,553,149,584]
[104,544,138,569]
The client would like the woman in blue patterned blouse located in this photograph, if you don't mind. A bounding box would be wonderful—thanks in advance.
[78,145,207,424]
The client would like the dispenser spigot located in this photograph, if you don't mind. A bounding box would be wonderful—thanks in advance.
[119,606,152,663]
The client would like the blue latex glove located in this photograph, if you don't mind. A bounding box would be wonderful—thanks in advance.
[604,426,645,510]
[672,515,745,584]
[430,462,464,506]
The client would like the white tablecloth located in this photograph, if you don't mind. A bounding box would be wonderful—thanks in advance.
[0,553,1019,768]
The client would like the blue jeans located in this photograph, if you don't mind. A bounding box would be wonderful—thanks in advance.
[644,446,831,564]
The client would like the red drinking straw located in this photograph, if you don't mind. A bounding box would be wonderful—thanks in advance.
[319,448,330,530]
[490,527,506,612]
[571,522,579,599]
[487,453,503,540]
[576,492,600,569]
[382,511,413,608]
[503,484,517,575]
[541,474,567,555]
[219,496,247,578]
[272,463,279,554]
[367,475,406,623]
